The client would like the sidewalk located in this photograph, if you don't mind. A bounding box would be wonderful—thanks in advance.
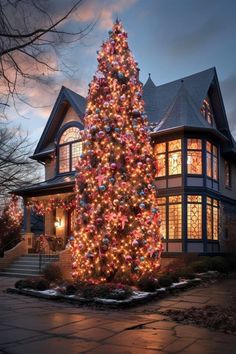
[0,276,235,354]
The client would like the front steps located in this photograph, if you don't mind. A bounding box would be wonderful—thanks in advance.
[0,254,59,278]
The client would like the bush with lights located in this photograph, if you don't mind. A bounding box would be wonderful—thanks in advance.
[69,20,163,283]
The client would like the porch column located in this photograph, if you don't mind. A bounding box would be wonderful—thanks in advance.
[24,202,34,253]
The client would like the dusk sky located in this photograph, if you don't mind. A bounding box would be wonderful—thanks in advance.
[9,0,236,145]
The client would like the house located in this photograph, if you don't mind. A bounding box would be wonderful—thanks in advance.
[14,67,236,255]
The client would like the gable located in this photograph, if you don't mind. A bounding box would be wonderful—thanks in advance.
[32,87,85,160]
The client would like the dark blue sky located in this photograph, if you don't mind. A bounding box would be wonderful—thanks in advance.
[11,0,236,142]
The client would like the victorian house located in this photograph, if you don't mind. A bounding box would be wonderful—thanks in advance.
[14,67,236,255]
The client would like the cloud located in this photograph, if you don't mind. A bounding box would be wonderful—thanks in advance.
[220,74,236,137]
[73,0,137,29]
[171,18,229,55]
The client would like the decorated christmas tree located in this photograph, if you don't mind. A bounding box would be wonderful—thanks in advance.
[71,20,163,282]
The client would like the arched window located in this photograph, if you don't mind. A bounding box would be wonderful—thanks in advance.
[58,126,82,173]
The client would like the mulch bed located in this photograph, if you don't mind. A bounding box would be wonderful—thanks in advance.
[161,305,236,334]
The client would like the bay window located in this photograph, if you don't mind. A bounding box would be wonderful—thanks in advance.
[158,197,166,239]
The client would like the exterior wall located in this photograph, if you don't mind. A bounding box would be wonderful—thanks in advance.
[0,241,27,271]
[45,157,56,180]
[45,211,55,235]
[55,208,68,246]
[219,154,236,200]
[61,106,83,128]
[220,201,236,253]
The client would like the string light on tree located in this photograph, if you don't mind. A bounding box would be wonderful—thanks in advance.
[71,20,163,283]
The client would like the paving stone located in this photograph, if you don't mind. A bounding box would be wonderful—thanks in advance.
[164,338,196,353]
[175,324,215,339]
[144,321,177,330]
[104,329,176,350]
[178,295,211,304]
[181,339,236,354]
[88,343,163,353]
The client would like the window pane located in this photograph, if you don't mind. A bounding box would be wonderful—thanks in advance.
[187,195,202,203]
[213,206,219,240]
[187,151,202,174]
[168,139,181,151]
[187,202,202,239]
[207,204,213,240]
[206,141,212,153]
[169,195,182,203]
[158,205,166,239]
[213,156,218,180]
[59,145,70,173]
[169,151,182,175]
[169,203,182,239]
[213,145,217,156]
[187,139,202,150]
[156,154,166,177]
[155,142,166,154]
[60,127,81,144]
[225,161,230,187]
[158,197,167,205]
[207,152,212,178]
[72,141,83,170]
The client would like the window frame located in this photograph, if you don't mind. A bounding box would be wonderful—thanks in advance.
[155,139,182,178]
[187,139,203,175]
[187,195,202,240]
[206,197,220,241]
[206,141,218,181]
[57,125,82,174]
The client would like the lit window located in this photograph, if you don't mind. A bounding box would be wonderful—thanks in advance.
[168,139,182,175]
[155,139,182,177]
[207,197,219,240]
[169,195,182,239]
[201,97,214,125]
[155,142,166,177]
[59,127,82,173]
[187,195,202,239]
[158,197,166,239]
[224,160,231,188]
[187,139,202,174]
[206,141,218,180]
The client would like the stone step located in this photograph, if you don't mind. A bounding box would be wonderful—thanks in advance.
[0,272,41,278]
[10,261,53,267]
[4,268,41,275]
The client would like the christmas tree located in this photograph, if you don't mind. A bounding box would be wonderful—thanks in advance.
[72,20,163,282]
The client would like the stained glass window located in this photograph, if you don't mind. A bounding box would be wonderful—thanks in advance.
[168,139,182,175]
[224,160,231,188]
[187,139,202,174]
[169,195,182,239]
[60,127,81,144]
[155,139,182,177]
[187,195,202,239]
[59,127,82,173]
[207,197,219,240]
[200,97,214,125]
[158,197,166,239]
[206,142,218,180]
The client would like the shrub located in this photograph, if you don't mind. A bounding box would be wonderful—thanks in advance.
[15,277,49,290]
[158,275,174,288]
[208,257,229,273]
[137,275,158,292]
[42,263,62,282]
[80,283,132,300]
[113,270,134,285]
[189,258,211,273]
[176,269,196,280]
[15,279,35,289]
[34,278,50,291]
[66,284,78,295]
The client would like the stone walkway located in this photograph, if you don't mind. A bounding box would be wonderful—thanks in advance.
[0,276,235,354]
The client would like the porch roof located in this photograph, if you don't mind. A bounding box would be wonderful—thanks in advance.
[12,174,75,197]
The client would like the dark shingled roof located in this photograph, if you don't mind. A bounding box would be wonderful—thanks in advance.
[153,82,212,132]
[143,67,215,123]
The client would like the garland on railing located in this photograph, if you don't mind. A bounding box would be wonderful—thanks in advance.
[26,197,76,215]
